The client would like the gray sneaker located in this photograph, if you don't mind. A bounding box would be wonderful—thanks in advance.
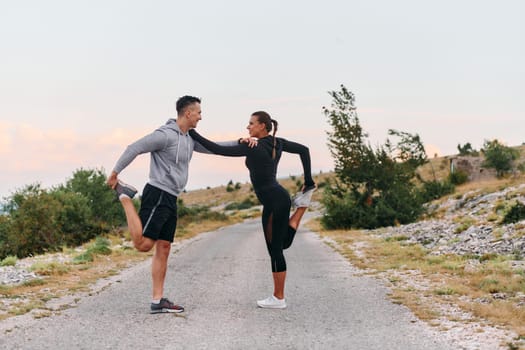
[150,298,184,314]
[292,186,316,208]
[115,180,138,199]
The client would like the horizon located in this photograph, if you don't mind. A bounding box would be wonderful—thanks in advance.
[1,0,523,199]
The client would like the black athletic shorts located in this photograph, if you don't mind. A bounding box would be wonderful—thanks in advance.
[138,183,178,242]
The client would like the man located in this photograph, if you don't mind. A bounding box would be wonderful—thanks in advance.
[107,95,234,314]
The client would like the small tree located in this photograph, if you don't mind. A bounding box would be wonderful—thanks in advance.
[457,142,479,156]
[322,84,428,229]
[3,184,64,257]
[62,168,125,227]
[481,139,520,177]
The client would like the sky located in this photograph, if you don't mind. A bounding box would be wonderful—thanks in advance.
[1,0,524,200]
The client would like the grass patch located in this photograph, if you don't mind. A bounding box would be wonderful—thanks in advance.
[309,218,525,338]
[434,287,457,296]
[224,197,258,211]
[22,278,46,287]
[384,235,409,242]
[454,216,477,234]
[0,256,17,267]
[73,236,112,264]
[29,261,70,276]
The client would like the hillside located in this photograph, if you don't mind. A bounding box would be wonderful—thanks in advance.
[180,144,525,214]
[178,171,332,207]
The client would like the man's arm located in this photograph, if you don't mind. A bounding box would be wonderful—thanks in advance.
[107,130,168,188]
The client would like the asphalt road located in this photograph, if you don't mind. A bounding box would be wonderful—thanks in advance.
[0,215,453,349]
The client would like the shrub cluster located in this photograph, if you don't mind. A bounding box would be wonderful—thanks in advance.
[448,169,469,185]
[224,197,258,211]
[0,169,127,259]
[502,201,525,224]
[420,180,455,203]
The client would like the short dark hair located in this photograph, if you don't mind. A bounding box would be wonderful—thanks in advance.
[176,95,201,115]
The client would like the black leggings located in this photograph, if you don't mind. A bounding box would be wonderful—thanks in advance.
[257,185,297,273]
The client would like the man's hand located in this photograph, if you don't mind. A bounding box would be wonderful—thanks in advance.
[239,137,258,148]
[106,171,119,189]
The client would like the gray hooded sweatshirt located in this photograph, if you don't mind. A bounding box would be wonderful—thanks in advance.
[113,119,235,197]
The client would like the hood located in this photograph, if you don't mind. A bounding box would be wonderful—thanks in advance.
[163,118,184,135]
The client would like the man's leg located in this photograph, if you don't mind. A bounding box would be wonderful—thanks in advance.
[119,197,155,252]
[151,240,171,300]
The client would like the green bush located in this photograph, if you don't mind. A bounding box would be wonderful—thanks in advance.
[448,170,469,185]
[502,201,525,224]
[481,140,520,177]
[321,182,423,229]
[0,255,17,267]
[6,185,66,257]
[224,197,258,210]
[62,168,126,227]
[1,181,113,259]
[50,189,98,245]
[0,215,11,259]
[321,190,362,229]
[420,180,455,202]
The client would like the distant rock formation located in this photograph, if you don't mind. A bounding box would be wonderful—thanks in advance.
[449,156,497,181]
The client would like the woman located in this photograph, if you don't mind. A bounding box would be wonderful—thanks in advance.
[189,111,315,309]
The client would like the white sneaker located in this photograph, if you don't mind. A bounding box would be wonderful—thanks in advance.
[292,187,315,208]
[257,295,286,309]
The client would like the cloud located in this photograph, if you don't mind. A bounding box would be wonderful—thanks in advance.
[0,123,154,197]
[0,122,334,197]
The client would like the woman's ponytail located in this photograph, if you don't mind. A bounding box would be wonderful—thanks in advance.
[271,119,278,159]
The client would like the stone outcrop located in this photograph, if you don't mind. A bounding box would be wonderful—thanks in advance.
[449,156,498,181]
[371,184,525,258]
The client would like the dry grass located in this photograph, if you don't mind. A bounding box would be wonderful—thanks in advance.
[0,245,147,321]
[307,218,525,341]
[417,155,452,182]
[179,171,332,206]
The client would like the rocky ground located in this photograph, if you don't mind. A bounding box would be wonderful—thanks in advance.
[375,183,525,258]
[358,183,525,349]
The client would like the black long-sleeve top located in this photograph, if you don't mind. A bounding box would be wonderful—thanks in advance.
[189,129,314,193]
